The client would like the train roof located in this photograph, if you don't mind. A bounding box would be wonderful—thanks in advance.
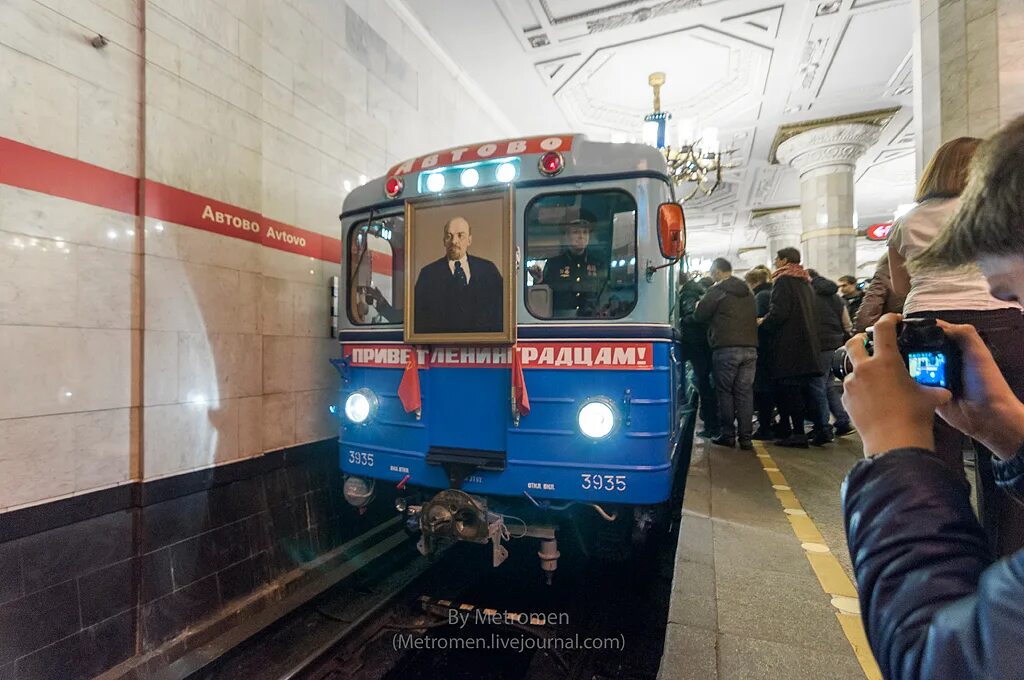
[341,134,670,216]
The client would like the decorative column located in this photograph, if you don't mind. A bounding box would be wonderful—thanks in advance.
[775,123,882,280]
[750,208,802,268]
[915,0,1024,175]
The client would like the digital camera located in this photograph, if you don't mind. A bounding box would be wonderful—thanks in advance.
[832,318,962,397]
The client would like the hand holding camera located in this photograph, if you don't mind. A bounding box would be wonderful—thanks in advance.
[933,321,1024,460]
[839,315,952,456]
[834,317,962,396]
[840,314,1024,460]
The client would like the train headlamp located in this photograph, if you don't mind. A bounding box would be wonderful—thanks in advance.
[344,388,378,424]
[577,398,617,439]
[425,172,445,192]
[495,162,517,183]
[460,168,480,188]
[343,476,375,507]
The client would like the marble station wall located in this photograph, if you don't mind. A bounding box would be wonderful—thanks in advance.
[0,0,505,511]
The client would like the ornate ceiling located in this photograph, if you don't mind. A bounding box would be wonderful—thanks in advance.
[400,0,917,270]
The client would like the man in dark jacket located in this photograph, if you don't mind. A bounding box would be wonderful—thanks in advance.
[807,270,854,444]
[745,266,776,439]
[760,247,822,448]
[677,276,720,438]
[838,275,863,319]
[840,116,1024,679]
[694,258,758,449]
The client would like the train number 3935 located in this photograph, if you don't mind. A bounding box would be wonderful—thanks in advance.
[348,451,375,467]
[581,474,626,492]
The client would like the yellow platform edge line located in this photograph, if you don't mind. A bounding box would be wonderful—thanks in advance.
[752,441,879,680]
[837,613,884,680]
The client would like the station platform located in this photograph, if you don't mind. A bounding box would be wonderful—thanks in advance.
[659,433,881,680]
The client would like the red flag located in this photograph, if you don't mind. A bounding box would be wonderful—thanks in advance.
[398,349,421,414]
[512,346,530,416]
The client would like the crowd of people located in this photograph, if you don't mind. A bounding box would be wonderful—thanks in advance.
[677,247,889,450]
[679,114,1024,679]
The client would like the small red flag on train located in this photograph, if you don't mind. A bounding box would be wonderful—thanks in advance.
[398,350,421,413]
[512,346,530,416]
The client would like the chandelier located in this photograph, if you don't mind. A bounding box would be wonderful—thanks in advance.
[642,72,734,201]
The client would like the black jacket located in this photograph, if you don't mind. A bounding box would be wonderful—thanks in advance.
[843,448,1024,680]
[693,276,758,349]
[676,279,711,347]
[542,248,606,316]
[760,275,821,378]
[810,275,848,351]
[843,290,864,321]
[414,255,503,333]
[753,282,772,319]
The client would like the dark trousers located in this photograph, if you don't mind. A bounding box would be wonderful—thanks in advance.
[754,388,776,433]
[776,377,817,437]
[810,349,851,431]
[712,347,757,441]
[683,342,719,433]
[909,309,1024,555]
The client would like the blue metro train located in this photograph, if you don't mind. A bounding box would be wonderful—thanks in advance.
[335,134,695,578]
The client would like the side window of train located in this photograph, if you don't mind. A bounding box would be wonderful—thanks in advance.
[348,215,405,325]
[524,190,638,320]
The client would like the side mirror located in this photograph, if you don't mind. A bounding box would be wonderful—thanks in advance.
[657,202,685,259]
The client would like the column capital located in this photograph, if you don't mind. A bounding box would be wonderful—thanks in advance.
[751,207,802,238]
[776,123,882,177]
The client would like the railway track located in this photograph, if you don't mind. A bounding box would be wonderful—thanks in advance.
[195,508,680,680]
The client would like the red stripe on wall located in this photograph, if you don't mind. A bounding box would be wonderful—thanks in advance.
[0,137,137,214]
[370,251,393,275]
[0,136,343,263]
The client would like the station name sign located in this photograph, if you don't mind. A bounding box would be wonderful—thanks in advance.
[387,135,576,177]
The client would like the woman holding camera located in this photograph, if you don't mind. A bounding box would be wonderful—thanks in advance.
[841,116,1024,679]
[887,137,1024,553]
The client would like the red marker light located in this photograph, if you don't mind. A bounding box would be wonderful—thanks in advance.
[538,151,564,176]
[384,176,403,198]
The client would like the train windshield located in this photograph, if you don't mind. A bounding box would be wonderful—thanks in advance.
[524,189,638,320]
[348,215,404,325]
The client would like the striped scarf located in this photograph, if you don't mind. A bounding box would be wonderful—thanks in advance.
[772,262,811,283]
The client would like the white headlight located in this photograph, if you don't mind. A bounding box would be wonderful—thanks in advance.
[460,168,480,187]
[495,162,517,183]
[578,399,616,439]
[343,476,375,507]
[426,172,445,192]
[345,389,377,424]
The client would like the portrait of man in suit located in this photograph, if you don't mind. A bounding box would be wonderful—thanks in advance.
[413,216,504,334]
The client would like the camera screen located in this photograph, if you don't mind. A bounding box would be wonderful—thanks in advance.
[907,351,948,388]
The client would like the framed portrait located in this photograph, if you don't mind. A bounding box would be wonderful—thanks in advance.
[404,187,515,344]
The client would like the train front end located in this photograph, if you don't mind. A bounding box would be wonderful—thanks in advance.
[336,135,689,577]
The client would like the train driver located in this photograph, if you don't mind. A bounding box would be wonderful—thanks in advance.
[537,213,608,317]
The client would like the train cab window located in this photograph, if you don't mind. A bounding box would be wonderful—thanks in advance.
[348,215,405,325]
[525,191,637,320]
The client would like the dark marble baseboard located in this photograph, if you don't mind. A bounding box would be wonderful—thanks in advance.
[0,437,397,680]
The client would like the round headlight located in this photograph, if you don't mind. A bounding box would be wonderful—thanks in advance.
[344,389,377,424]
[343,476,375,507]
[460,167,479,187]
[426,172,445,192]
[578,398,616,439]
[495,162,517,183]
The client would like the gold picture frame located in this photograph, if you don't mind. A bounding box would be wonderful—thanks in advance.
[404,186,516,345]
